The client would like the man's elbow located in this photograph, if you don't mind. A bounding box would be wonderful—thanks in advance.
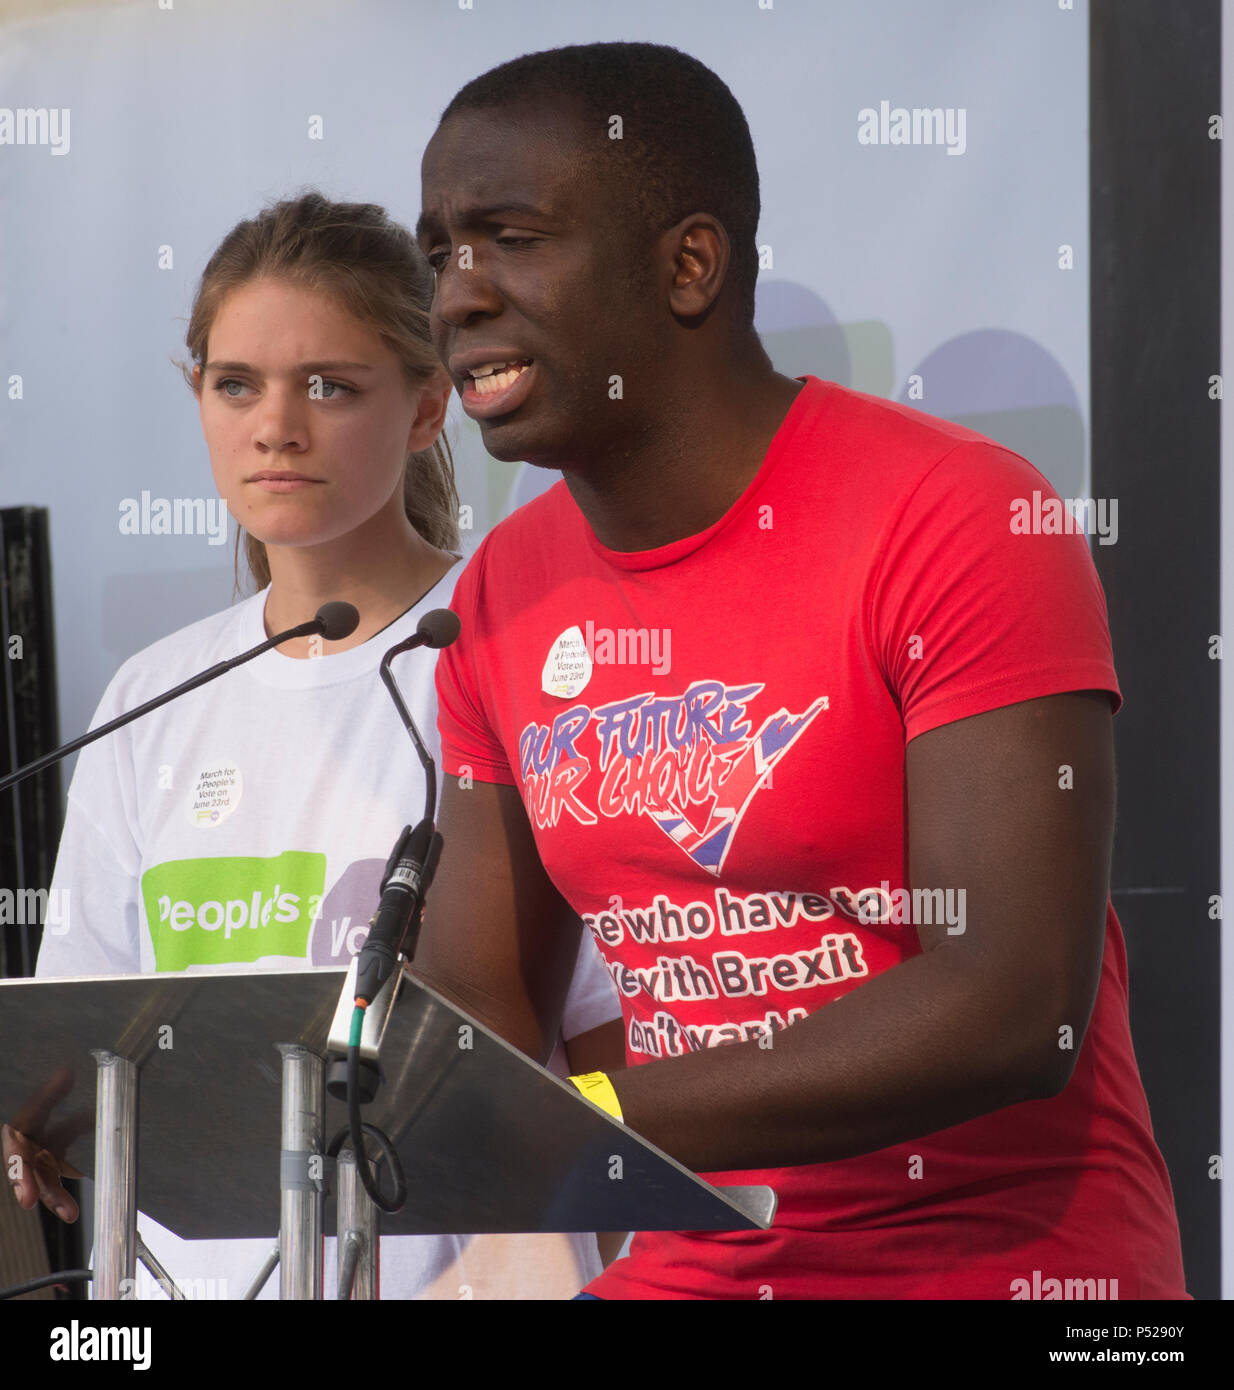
[967,929,1099,1103]
[1012,1005,1091,1101]
[1027,1053,1079,1100]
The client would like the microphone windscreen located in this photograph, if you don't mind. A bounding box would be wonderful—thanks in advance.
[316,602,361,642]
[417,608,461,649]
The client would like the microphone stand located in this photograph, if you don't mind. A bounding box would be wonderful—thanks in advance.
[0,604,359,794]
[325,612,458,1221]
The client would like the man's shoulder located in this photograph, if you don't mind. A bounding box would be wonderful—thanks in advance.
[808,377,1011,458]
[491,474,578,546]
[454,478,580,590]
[797,377,1046,499]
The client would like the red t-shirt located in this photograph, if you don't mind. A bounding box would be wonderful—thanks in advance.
[435,376,1187,1300]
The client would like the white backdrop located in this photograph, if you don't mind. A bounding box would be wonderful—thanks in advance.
[0,0,1090,756]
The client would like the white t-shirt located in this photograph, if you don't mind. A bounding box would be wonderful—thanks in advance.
[38,569,621,1299]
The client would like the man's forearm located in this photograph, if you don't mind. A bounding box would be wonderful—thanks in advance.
[409,962,559,1067]
[607,945,1071,1172]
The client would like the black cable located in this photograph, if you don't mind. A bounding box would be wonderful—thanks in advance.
[345,1042,406,1213]
[0,1268,92,1299]
[325,1120,400,1171]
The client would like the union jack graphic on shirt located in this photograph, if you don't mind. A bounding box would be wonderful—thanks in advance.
[519,680,827,875]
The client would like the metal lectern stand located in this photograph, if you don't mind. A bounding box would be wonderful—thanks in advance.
[1,967,775,1299]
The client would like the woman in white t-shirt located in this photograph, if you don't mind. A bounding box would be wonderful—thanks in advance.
[3,192,623,1299]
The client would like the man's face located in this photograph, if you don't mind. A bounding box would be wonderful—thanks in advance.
[418,102,655,467]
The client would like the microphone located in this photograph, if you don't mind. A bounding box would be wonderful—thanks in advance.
[415,607,461,649]
[315,601,362,642]
[0,602,360,794]
[385,606,461,659]
[352,608,459,1005]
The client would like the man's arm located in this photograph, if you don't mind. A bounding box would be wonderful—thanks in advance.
[413,777,583,1067]
[608,690,1114,1169]
[564,1020,626,1076]
[417,691,1113,1174]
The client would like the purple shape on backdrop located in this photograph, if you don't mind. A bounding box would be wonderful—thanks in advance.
[754,281,839,334]
[899,330,1081,415]
[308,857,385,964]
[754,281,851,387]
[505,463,562,517]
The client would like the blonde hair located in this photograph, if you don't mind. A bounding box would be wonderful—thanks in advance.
[181,190,460,590]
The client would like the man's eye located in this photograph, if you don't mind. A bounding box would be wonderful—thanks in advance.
[212,378,250,398]
[425,237,540,273]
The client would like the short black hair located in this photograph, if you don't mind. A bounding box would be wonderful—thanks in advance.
[439,42,761,327]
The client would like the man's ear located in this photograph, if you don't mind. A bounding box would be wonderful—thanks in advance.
[662,213,730,319]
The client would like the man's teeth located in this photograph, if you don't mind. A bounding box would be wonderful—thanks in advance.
[471,361,530,395]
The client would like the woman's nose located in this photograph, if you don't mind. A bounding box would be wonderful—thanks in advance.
[252,386,310,453]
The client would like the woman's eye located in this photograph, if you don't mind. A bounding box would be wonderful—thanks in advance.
[313,379,355,399]
[426,250,448,271]
[209,378,354,400]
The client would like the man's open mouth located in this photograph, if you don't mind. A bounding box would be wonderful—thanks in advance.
[466,359,534,397]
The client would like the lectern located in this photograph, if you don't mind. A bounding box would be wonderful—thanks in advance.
[1,967,776,1299]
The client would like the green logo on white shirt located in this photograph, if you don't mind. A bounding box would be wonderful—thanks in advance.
[141,851,327,972]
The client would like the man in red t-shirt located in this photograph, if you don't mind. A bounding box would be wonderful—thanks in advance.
[411,41,1188,1299]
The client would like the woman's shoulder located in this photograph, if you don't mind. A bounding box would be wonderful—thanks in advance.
[95,591,265,721]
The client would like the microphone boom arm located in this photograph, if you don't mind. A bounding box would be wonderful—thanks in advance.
[0,607,355,795]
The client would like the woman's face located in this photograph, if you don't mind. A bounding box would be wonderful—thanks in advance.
[196,276,449,553]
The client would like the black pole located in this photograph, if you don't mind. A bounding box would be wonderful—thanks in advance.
[1090,0,1221,1299]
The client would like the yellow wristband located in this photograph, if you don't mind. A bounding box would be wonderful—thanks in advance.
[568,1071,624,1123]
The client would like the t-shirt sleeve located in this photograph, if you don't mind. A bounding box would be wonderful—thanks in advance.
[435,542,518,786]
[38,792,142,977]
[867,442,1122,742]
[36,683,144,978]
